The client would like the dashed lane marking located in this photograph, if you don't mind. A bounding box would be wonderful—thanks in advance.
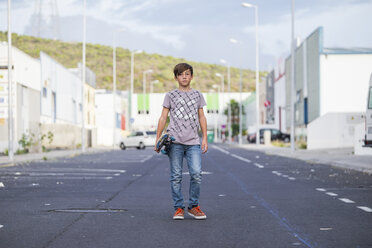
[339,198,355,204]
[316,188,327,192]
[357,206,372,213]
[0,225,3,229]
[0,182,4,188]
[140,155,153,163]
[211,145,230,155]
[231,154,251,163]
[254,163,264,169]
[326,192,338,197]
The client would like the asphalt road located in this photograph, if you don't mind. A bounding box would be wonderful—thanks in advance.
[0,144,371,248]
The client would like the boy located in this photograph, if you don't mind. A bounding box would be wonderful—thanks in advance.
[155,63,208,220]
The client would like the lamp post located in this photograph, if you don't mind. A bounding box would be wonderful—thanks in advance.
[150,80,159,94]
[142,69,153,129]
[242,2,260,145]
[112,28,125,148]
[129,49,143,131]
[212,84,220,142]
[290,0,296,153]
[215,73,224,141]
[7,0,13,161]
[81,0,86,152]
[220,59,232,143]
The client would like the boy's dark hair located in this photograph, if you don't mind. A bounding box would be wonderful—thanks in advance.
[173,63,193,77]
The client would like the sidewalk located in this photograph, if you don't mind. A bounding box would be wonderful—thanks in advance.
[0,147,112,168]
[235,144,372,174]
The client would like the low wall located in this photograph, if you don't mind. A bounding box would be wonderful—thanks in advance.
[307,112,364,150]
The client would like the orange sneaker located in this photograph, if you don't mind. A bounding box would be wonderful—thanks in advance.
[173,208,184,220]
[188,206,207,220]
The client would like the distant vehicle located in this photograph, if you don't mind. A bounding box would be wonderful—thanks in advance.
[247,128,290,144]
[119,131,156,150]
[364,73,372,147]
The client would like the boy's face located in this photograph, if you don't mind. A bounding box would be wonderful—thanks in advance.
[175,69,193,87]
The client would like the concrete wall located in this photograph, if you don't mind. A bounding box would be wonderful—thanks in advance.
[308,112,364,149]
[320,54,372,115]
[41,123,93,149]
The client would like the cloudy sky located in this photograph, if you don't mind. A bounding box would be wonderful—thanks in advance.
[0,0,371,70]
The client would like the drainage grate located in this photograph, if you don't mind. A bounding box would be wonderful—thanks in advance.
[49,208,127,213]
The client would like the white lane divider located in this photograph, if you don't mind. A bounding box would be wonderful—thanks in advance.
[253,163,264,169]
[231,154,251,163]
[141,155,153,163]
[326,192,338,197]
[316,188,372,213]
[0,224,3,229]
[0,182,4,188]
[272,171,296,180]
[357,206,372,213]
[339,198,355,204]
[211,145,230,155]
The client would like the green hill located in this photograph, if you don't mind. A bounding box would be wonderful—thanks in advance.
[0,32,265,93]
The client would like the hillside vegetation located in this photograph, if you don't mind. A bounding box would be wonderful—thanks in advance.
[0,32,265,93]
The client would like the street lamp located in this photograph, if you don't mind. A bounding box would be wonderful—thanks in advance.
[220,59,232,143]
[142,69,153,117]
[215,73,224,141]
[290,0,296,153]
[150,80,159,94]
[212,84,220,142]
[81,0,86,152]
[241,2,260,145]
[129,49,143,131]
[112,28,125,148]
[7,0,13,161]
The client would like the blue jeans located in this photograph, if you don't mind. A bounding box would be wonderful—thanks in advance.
[168,143,202,210]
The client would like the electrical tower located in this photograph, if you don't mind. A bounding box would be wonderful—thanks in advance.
[30,0,60,40]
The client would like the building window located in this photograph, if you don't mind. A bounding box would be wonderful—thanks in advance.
[43,87,47,97]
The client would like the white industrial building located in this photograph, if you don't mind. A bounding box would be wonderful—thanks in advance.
[263,27,372,149]
[0,42,41,152]
[40,52,86,149]
[95,90,128,147]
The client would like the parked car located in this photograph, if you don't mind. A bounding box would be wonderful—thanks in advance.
[119,131,157,150]
[247,128,290,144]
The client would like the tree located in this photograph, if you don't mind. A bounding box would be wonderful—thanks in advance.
[224,99,246,137]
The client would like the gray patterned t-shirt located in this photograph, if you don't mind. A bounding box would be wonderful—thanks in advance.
[162,89,206,145]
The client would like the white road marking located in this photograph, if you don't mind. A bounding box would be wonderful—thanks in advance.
[31,183,39,186]
[0,225,3,229]
[339,198,355,203]
[132,174,142,177]
[255,156,260,159]
[316,188,327,192]
[114,173,120,176]
[141,155,153,163]
[326,192,338,197]
[231,154,251,163]
[211,145,230,155]
[183,171,213,175]
[218,194,226,197]
[0,182,4,188]
[282,175,289,178]
[254,163,264,168]
[320,227,333,231]
[288,177,296,180]
[357,206,372,213]
[45,203,51,206]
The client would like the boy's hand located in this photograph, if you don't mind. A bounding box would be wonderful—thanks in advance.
[154,139,160,153]
[201,138,208,154]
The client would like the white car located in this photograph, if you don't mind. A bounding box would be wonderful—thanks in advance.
[119,131,156,150]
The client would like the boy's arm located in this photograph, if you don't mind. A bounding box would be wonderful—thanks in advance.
[198,108,208,154]
[154,107,170,152]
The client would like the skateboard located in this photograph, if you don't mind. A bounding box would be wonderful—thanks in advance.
[156,133,175,155]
